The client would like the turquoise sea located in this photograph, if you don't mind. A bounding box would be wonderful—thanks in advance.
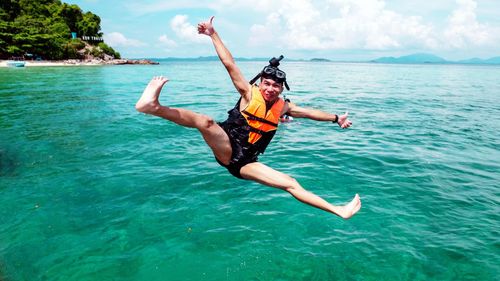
[0,61,499,280]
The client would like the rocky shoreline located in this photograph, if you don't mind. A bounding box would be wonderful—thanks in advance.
[105,59,159,65]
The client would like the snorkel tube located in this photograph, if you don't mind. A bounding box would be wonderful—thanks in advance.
[269,55,284,68]
[250,55,290,91]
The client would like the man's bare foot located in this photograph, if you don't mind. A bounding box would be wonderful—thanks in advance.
[135,76,169,114]
[337,194,361,219]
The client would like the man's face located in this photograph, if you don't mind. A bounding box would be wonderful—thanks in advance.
[259,78,283,102]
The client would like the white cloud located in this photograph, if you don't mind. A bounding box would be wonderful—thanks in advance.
[125,0,499,55]
[249,0,437,51]
[249,13,283,47]
[126,0,279,15]
[126,1,211,15]
[247,0,500,52]
[158,34,177,48]
[103,32,146,47]
[170,15,210,44]
[444,0,491,48]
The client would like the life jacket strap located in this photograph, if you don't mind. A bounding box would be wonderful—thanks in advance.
[248,127,265,135]
[242,110,279,127]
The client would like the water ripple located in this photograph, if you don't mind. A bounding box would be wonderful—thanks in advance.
[1,63,499,280]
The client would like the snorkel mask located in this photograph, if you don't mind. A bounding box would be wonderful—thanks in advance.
[250,55,290,91]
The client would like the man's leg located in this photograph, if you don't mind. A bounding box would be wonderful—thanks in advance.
[240,162,361,219]
[135,76,232,164]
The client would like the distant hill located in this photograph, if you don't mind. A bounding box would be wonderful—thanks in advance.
[457,57,500,64]
[310,58,331,62]
[485,56,500,64]
[156,56,334,62]
[372,53,447,64]
[372,53,500,65]
[457,58,484,64]
[156,56,270,62]
[156,56,218,62]
[152,54,500,65]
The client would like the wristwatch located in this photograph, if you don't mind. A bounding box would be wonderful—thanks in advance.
[331,114,338,124]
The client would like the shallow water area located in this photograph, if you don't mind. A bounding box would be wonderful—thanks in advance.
[1,62,499,280]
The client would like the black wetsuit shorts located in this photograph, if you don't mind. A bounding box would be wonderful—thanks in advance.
[216,121,259,179]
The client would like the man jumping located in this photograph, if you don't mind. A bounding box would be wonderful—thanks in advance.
[135,17,361,219]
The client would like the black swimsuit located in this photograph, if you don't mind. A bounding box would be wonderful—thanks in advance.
[216,99,276,179]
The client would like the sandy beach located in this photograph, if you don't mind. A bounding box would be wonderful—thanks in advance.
[0,59,158,67]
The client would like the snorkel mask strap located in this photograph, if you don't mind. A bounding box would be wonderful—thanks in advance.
[249,55,290,91]
[249,72,262,85]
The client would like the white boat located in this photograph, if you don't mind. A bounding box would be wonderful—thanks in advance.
[6,60,26,67]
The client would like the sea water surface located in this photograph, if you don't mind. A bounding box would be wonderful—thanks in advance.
[0,61,499,280]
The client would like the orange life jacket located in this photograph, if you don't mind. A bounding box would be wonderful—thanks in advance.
[241,86,285,144]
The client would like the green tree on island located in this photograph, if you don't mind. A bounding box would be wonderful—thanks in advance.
[0,0,120,60]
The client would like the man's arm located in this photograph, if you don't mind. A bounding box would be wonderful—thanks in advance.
[198,17,251,100]
[286,102,352,128]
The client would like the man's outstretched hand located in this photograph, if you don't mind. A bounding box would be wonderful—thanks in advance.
[337,112,352,129]
[197,16,215,36]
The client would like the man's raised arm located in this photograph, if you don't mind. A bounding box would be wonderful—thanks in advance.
[198,16,250,100]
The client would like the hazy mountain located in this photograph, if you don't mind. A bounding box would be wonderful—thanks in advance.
[152,54,500,65]
[485,56,500,64]
[456,56,500,64]
[372,53,500,65]
[310,58,332,62]
[156,56,270,62]
[371,53,447,64]
[457,58,484,64]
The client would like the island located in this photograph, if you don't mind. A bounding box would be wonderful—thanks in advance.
[310,58,332,62]
[0,0,157,66]
[371,53,500,65]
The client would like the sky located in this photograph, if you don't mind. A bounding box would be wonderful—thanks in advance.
[64,0,500,60]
